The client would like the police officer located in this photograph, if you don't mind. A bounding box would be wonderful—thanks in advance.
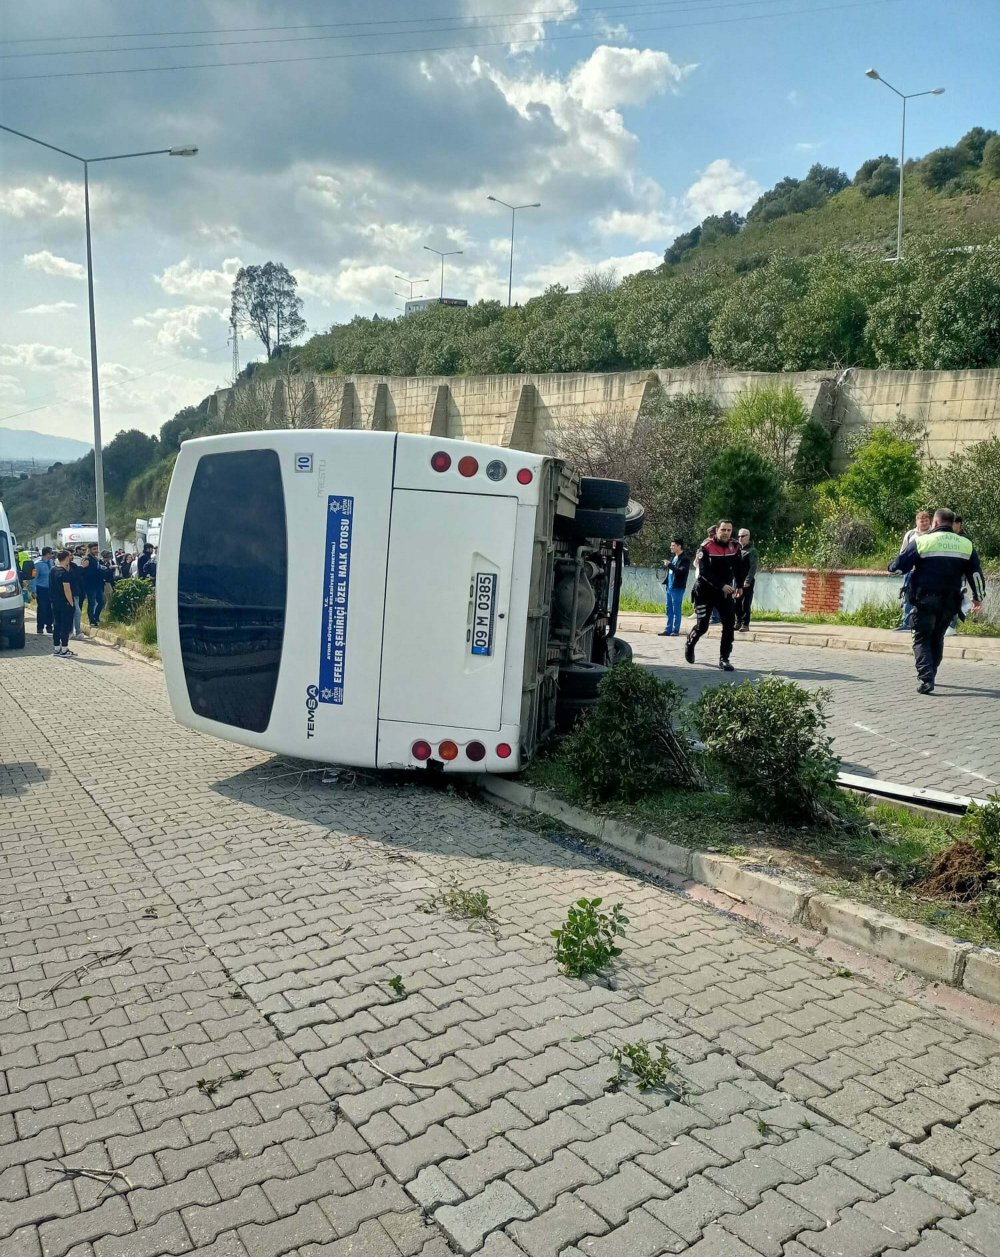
[889,507,985,694]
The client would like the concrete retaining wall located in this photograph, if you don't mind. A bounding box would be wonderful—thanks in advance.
[214,364,1000,466]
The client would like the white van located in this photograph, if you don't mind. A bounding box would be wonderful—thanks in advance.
[0,502,26,650]
[57,525,100,548]
[158,430,641,773]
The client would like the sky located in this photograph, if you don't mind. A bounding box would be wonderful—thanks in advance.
[0,0,997,445]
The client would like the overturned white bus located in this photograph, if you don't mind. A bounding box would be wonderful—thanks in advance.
[157,430,642,773]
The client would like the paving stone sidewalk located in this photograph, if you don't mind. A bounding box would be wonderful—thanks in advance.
[3,633,1000,1257]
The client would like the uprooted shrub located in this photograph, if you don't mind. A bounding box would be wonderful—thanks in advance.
[565,661,699,803]
[690,676,840,823]
[964,795,1000,936]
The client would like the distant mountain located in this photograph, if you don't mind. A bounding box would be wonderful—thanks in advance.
[0,428,92,467]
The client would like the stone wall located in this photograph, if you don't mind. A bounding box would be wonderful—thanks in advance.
[213,364,1000,466]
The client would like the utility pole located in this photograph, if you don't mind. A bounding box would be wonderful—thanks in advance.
[0,125,197,549]
[487,195,540,305]
[422,246,463,299]
[865,69,945,261]
[229,312,240,383]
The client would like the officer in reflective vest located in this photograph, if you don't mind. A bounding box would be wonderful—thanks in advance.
[889,507,985,694]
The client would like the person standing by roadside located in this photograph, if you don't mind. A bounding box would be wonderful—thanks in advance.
[735,528,759,632]
[658,538,690,637]
[897,510,932,630]
[889,507,985,694]
[81,541,106,628]
[136,543,154,580]
[49,550,77,658]
[33,547,55,635]
[69,546,86,639]
[685,520,746,672]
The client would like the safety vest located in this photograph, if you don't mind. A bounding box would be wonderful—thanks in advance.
[914,530,973,560]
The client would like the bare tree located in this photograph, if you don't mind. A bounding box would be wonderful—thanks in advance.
[576,266,620,296]
[211,359,343,435]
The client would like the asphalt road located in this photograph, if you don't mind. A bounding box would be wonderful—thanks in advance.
[628,631,1000,799]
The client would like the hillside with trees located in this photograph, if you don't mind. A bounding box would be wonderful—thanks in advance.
[3,125,998,544]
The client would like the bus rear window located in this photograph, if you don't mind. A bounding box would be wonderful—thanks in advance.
[178,450,287,732]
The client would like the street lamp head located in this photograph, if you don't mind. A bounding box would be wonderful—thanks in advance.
[168,146,198,157]
[865,68,880,80]
[931,87,945,95]
[527,202,541,209]
[487,195,497,202]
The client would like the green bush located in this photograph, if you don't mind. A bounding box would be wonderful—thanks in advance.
[565,661,695,803]
[727,384,810,476]
[984,135,1000,178]
[698,444,784,542]
[136,599,158,646]
[836,427,923,532]
[924,436,1000,558]
[690,676,840,822]
[109,577,153,623]
[552,898,628,978]
[962,796,1000,936]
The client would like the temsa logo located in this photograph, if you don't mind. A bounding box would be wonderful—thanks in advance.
[305,684,319,738]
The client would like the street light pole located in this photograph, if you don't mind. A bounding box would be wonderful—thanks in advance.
[394,275,428,300]
[0,125,198,549]
[422,246,463,299]
[487,195,540,306]
[865,70,944,262]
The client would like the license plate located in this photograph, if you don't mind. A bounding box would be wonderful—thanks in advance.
[470,572,498,656]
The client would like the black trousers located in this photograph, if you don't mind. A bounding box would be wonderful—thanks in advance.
[52,600,74,650]
[736,582,755,629]
[35,587,53,633]
[912,588,962,685]
[686,581,737,661]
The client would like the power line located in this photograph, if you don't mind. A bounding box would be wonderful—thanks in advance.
[0,0,802,45]
[0,1,802,60]
[0,0,905,83]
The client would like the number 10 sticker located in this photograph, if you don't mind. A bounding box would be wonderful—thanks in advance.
[295,454,314,473]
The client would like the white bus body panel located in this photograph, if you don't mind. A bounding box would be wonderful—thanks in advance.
[159,430,394,764]
[159,430,547,773]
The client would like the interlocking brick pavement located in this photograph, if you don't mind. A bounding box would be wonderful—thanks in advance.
[2,633,1000,1256]
[628,632,1000,795]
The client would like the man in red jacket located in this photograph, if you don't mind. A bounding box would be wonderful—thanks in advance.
[684,519,747,672]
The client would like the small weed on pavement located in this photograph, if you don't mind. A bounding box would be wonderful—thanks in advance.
[607,1040,681,1095]
[553,897,628,978]
[421,879,498,929]
[386,975,407,1000]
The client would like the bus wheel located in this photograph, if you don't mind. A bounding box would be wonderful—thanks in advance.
[623,500,645,535]
[578,477,629,510]
[557,660,608,699]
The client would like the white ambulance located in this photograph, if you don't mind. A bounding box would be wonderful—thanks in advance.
[157,431,642,773]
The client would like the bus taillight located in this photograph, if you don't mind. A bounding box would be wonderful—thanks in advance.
[431,452,451,472]
[458,456,479,478]
[412,740,432,761]
[466,741,486,762]
[516,468,533,485]
[439,740,459,760]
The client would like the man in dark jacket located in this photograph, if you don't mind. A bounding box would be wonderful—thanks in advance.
[658,538,690,637]
[735,528,759,632]
[136,543,155,580]
[685,520,747,671]
[889,507,985,694]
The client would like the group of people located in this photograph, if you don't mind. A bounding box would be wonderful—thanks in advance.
[113,544,158,583]
[24,540,158,659]
[659,520,758,671]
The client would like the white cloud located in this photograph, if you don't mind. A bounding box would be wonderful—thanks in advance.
[132,304,229,352]
[567,46,693,111]
[0,177,83,220]
[684,159,762,220]
[19,302,79,316]
[593,208,678,242]
[0,342,88,372]
[298,264,398,306]
[795,141,823,153]
[0,374,26,399]
[462,0,578,51]
[155,257,242,300]
[23,250,86,280]
[526,249,661,290]
[787,89,800,107]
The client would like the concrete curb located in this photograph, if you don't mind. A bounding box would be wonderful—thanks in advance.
[477,775,1000,1006]
[616,613,1000,663]
[24,609,161,668]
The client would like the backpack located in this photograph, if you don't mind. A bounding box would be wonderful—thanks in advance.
[19,557,35,582]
